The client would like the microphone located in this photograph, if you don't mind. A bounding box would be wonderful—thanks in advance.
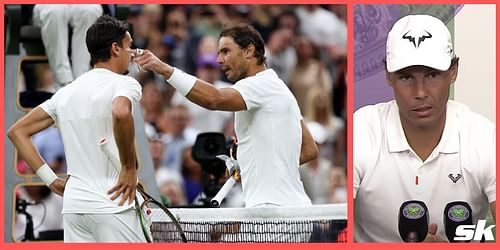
[15,199,37,213]
[444,201,472,242]
[398,200,429,242]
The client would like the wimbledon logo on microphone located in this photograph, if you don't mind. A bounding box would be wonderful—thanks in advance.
[402,203,425,219]
[448,204,470,222]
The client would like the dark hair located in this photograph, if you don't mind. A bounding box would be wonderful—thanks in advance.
[449,56,459,68]
[86,15,129,65]
[220,24,266,65]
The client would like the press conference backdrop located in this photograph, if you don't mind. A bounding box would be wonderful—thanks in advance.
[354,4,496,124]
[353,4,496,241]
[454,4,496,123]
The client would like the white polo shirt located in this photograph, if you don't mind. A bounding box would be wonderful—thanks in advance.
[354,100,495,242]
[231,69,311,208]
[40,68,142,214]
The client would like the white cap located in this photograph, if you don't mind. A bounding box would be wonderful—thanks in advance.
[386,15,454,73]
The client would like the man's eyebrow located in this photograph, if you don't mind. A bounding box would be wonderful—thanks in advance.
[218,47,229,53]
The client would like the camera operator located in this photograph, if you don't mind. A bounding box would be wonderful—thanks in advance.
[190,133,244,208]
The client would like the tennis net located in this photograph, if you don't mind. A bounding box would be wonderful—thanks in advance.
[150,203,347,243]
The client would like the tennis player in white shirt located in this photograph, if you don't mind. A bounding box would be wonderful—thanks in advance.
[354,14,495,242]
[133,24,317,208]
[8,16,147,242]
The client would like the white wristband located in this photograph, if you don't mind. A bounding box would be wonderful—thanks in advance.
[36,163,58,187]
[167,67,197,96]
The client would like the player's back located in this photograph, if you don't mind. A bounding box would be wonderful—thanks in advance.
[46,68,141,214]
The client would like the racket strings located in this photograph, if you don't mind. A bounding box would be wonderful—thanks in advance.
[137,186,188,243]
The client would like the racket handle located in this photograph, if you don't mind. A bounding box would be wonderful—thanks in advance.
[210,177,236,207]
[100,139,140,186]
[99,138,121,172]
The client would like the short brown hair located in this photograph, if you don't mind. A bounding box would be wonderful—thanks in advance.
[220,24,266,65]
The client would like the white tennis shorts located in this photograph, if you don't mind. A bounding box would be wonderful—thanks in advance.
[63,208,147,242]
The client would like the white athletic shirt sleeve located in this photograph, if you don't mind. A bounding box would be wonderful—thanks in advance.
[112,77,142,113]
[464,111,496,203]
[353,105,384,199]
[40,90,61,124]
[231,78,266,111]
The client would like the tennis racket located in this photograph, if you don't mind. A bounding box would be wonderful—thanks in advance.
[99,138,188,243]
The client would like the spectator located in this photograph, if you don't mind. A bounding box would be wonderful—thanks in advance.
[170,52,233,133]
[295,5,346,85]
[19,64,57,108]
[155,167,188,206]
[190,5,228,38]
[157,105,199,173]
[328,166,347,203]
[264,10,299,82]
[148,136,166,171]
[164,8,194,73]
[299,121,332,204]
[140,80,165,128]
[265,28,296,83]
[288,36,332,115]
[33,126,66,173]
[295,5,346,50]
[305,86,346,166]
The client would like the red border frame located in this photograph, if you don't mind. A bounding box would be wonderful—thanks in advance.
[1,1,497,250]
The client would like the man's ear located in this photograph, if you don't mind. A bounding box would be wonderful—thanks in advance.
[386,71,394,88]
[111,42,120,57]
[449,58,459,84]
[245,44,256,60]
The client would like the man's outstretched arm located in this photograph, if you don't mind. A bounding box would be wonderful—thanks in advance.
[130,49,246,112]
[299,119,318,165]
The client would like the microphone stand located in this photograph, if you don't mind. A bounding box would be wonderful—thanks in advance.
[16,199,35,241]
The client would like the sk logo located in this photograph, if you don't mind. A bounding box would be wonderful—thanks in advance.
[448,173,462,183]
[402,30,432,48]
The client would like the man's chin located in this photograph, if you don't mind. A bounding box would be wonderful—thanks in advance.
[227,74,243,82]
[412,117,437,129]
